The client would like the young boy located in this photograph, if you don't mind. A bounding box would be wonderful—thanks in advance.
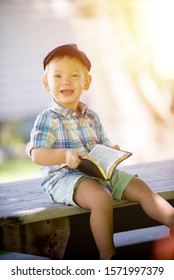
[30,43,174,260]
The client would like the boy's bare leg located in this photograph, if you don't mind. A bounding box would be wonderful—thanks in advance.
[73,178,116,260]
[122,177,174,229]
[74,177,174,259]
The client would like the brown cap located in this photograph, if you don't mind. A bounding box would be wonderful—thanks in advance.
[43,43,91,71]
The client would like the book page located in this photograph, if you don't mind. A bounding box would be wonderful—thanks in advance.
[88,145,131,176]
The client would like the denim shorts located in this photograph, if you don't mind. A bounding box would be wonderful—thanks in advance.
[48,169,135,207]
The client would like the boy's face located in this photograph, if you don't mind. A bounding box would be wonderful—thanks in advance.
[43,56,91,112]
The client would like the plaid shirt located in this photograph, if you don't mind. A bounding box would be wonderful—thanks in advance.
[30,99,111,191]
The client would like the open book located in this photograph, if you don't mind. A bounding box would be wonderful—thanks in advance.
[78,144,132,180]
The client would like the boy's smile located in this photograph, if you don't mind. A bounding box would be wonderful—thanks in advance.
[60,90,74,96]
[43,56,91,112]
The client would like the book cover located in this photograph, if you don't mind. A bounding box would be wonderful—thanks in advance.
[78,144,132,180]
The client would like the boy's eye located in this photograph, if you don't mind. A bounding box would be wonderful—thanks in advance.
[72,73,79,78]
[54,74,61,78]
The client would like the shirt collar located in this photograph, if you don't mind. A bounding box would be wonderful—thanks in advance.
[49,99,88,118]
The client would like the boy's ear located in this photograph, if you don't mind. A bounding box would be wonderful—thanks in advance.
[84,74,92,90]
[42,75,50,91]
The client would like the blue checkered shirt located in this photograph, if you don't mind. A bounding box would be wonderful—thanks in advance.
[30,99,111,191]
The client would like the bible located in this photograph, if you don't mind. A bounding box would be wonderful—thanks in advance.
[78,144,132,180]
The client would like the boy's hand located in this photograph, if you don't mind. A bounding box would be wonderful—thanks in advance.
[113,144,120,150]
[65,149,84,169]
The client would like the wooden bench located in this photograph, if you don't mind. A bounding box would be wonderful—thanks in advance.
[0,160,174,259]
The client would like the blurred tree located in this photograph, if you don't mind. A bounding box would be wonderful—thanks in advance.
[68,0,174,161]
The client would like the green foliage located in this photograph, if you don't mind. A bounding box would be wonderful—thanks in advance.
[0,157,40,183]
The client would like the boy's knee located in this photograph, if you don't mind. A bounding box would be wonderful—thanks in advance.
[96,188,113,205]
[129,177,149,189]
[122,177,151,201]
[88,187,113,210]
[74,179,112,209]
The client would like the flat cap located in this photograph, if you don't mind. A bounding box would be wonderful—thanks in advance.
[43,43,91,71]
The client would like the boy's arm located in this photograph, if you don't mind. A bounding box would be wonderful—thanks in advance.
[31,147,84,168]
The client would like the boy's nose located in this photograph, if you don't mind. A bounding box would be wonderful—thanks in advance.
[62,76,71,83]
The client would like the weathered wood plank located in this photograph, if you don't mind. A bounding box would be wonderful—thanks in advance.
[0,217,70,259]
[0,160,173,259]
[0,160,173,225]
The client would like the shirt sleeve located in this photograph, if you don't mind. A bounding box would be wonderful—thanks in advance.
[29,112,56,153]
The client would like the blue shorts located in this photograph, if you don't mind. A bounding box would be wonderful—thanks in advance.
[48,170,135,207]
